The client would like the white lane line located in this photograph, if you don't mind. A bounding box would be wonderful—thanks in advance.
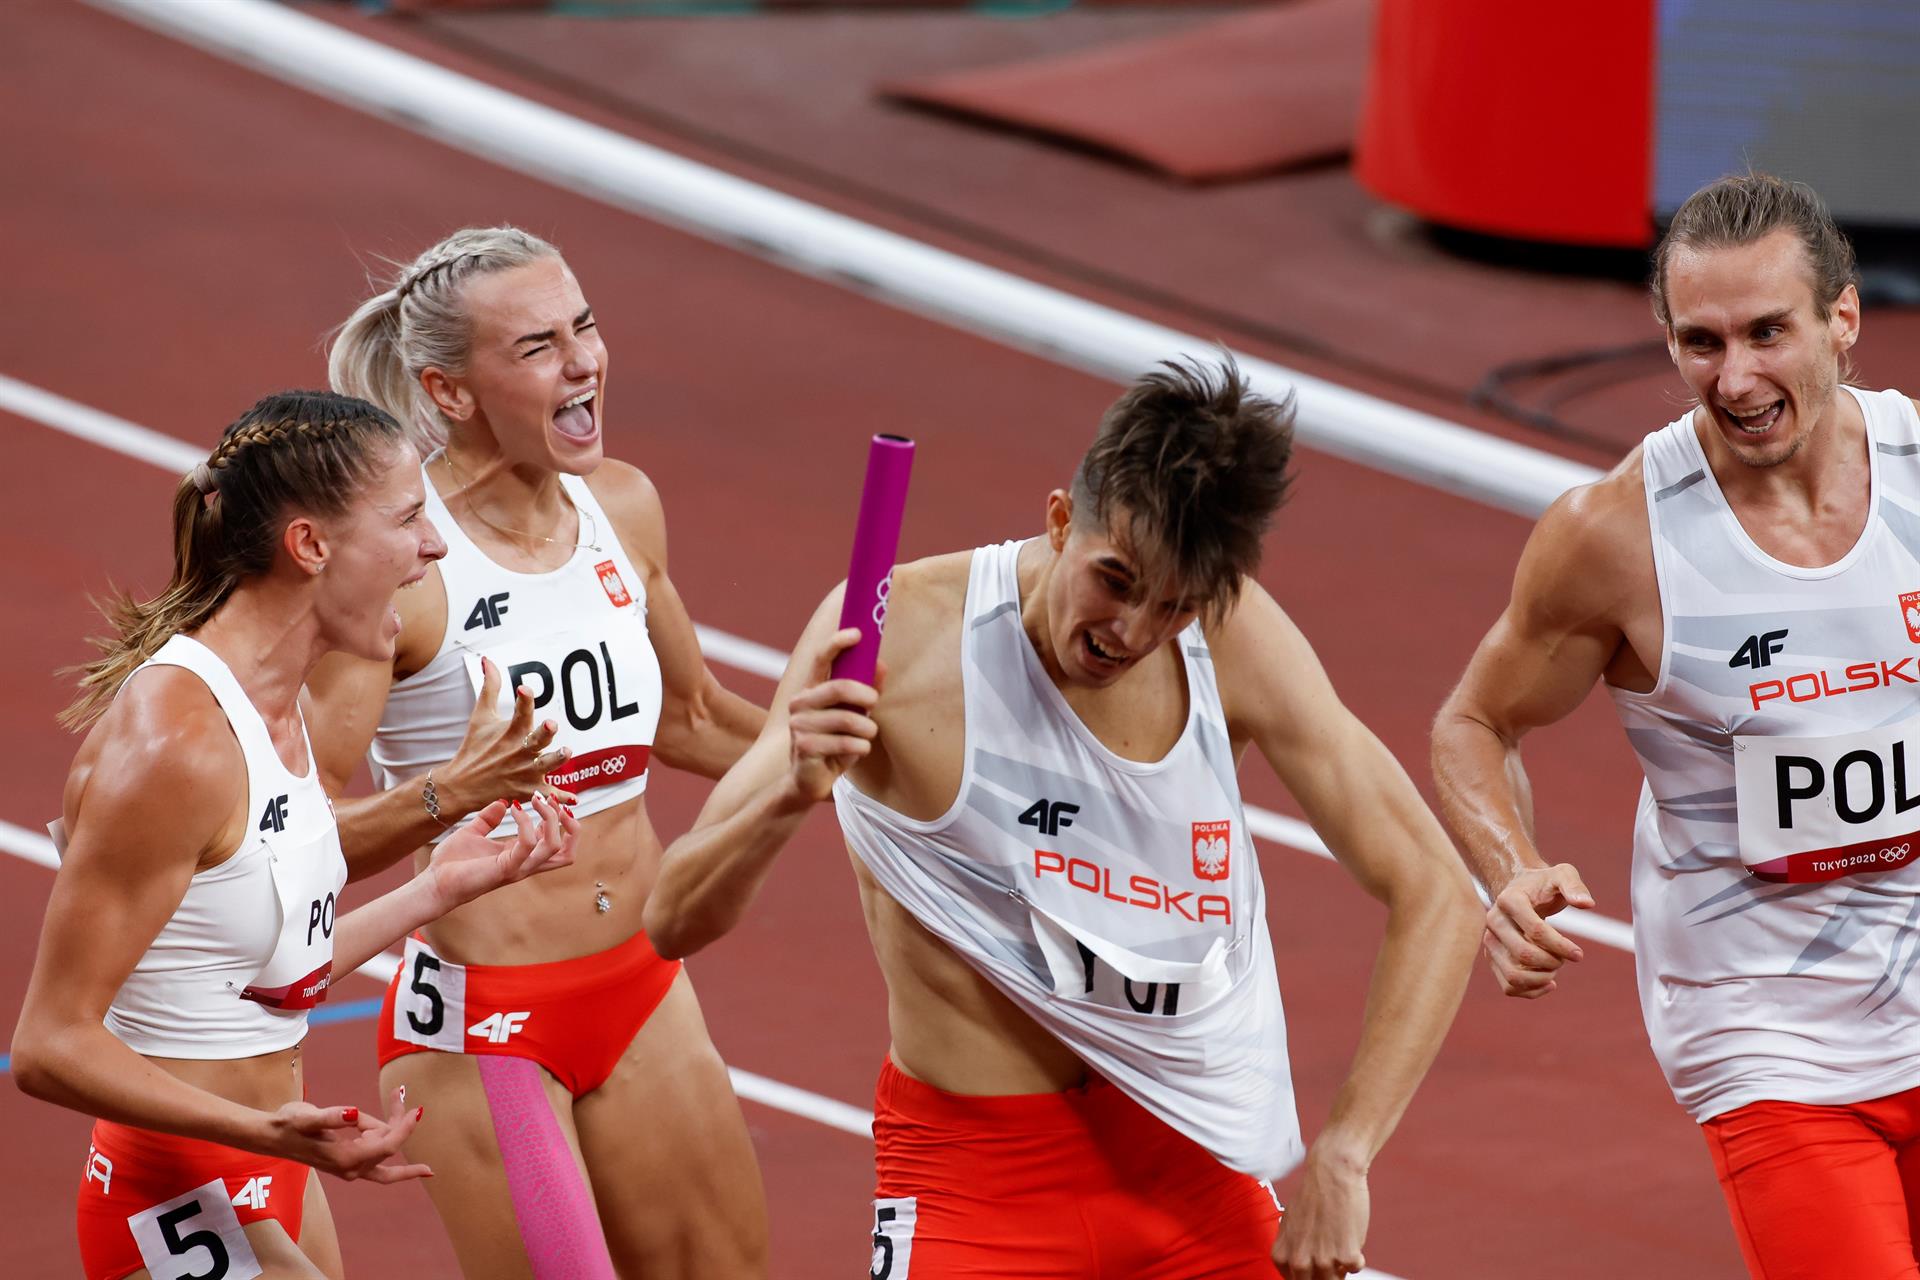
[88,0,1598,520]
[0,374,1639,953]
[0,820,59,870]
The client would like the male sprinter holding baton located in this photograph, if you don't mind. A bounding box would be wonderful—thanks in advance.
[1433,173,1920,1278]
[648,356,1479,1278]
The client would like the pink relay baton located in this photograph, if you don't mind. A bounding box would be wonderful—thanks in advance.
[831,433,915,685]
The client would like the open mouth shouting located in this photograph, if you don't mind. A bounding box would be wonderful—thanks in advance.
[553,387,599,444]
[1721,399,1785,440]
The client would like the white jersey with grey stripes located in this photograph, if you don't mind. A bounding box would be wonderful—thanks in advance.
[1612,385,1920,1122]
[834,539,1303,1180]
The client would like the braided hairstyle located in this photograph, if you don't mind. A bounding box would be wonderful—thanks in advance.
[62,390,405,729]
[329,227,562,451]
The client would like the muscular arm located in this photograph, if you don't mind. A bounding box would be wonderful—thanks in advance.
[1223,583,1480,1171]
[645,588,869,959]
[1430,480,1639,898]
[307,649,450,882]
[589,462,766,780]
[12,679,277,1148]
[1214,583,1479,1278]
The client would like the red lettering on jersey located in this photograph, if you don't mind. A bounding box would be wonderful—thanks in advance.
[1192,820,1231,881]
[1031,851,1231,925]
[596,560,632,608]
[1750,657,1920,709]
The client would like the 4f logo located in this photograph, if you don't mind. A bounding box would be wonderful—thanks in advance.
[258,794,289,834]
[1019,798,1080,838]
[230,1176,273,1210]
[1192,820,1232,881]
[468,1011,530,1044]
[1730,630,1789,669]
[596,560,632,608]
[464,592,511,631]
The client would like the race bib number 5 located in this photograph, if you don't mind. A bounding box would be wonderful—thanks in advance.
[127,1180,261,1280]
[1734,722,1920,882]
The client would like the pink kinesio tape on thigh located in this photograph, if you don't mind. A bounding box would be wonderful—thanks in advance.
[478,1055,617,1278]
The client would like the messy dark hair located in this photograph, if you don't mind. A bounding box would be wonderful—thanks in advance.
[1070,353,1294,623]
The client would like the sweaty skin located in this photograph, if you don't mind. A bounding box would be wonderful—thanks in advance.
[1431,229,1891,997]
[650,493,1481,1280]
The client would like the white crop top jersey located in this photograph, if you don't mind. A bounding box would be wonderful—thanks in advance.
[105,635,348,1058]
[1613,386,1920,1122]
[835,540,1303,1180]
[369,464,662,838]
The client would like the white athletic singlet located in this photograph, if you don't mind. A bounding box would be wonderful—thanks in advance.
[1613,385,1920,1122]
[835,540,1303,1180]
[369,463,662,838]
[104,635,347,1058]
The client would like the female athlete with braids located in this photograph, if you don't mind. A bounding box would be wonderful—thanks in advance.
[309,228,769,1278]
[11,391,580,1279]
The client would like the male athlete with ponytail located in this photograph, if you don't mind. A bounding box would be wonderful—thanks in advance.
[12,391,578,1279]
[1434,173,1920,1277]
[649,356,1481,1279]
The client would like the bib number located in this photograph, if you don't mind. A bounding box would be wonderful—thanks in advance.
[127,1181,261,1280]
[1734,724,1920,882]
[869,1197,916,1279]
[394,936,467,1051]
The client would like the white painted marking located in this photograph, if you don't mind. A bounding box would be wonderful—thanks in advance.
[87,0,1599,520]
[0,820,60,870]
[727,1068,873,1139]
[1245,808,1636,952]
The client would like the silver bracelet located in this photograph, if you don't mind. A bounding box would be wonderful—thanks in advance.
[422,770,452,827]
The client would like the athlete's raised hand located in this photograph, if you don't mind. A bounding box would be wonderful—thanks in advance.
[785,627,880,803]
[424,794,579,912]
[1483,862,1593,998]
[268,1087,431,1183]
[1272,1144,1370,1280]
[441,656,579,810]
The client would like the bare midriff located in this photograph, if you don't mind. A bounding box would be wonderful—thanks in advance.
[145,1041,307,1117]
[853,854,1088,1096]
[418,794,661,966]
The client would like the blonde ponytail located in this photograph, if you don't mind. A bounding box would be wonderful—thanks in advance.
[327,227,562,453]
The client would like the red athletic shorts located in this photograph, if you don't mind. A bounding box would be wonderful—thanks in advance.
[868,1057,1281,1279]
[1703,1085,1920,1279]
[76,1119,308,1280]
[377,928,682,1097]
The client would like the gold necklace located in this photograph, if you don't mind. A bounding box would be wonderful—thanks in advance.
[440,450,603,554]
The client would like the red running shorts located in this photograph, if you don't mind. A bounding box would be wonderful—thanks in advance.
[76,1119,309,1280]
[377,927,682,1097]
[868,1056,1281,1278]
[1703,1084,1920,1279]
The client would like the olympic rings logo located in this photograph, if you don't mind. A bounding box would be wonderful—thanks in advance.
[605,753,627,775]
[1879,842,1911,863]
[872,571,893,631]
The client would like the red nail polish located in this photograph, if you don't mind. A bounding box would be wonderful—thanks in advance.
[416,1106,426,1121]
[342,1107,359,1125]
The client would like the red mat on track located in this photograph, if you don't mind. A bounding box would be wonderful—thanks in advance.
[881,0,1370,182]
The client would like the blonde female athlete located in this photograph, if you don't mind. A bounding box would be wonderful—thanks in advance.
[310,227,768,1278]
[10,390,578,1280]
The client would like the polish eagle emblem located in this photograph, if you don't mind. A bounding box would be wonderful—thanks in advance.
[1192,820,1232,881]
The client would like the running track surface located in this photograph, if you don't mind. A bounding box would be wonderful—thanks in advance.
[0,2,1743,1274]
